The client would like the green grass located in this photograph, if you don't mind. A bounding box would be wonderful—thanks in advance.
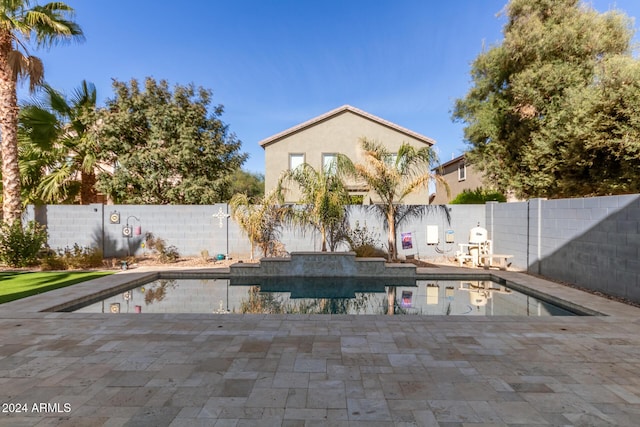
[0,271,114,304]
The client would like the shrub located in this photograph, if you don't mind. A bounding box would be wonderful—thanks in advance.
[61,244,103,269]
[40,244,104,270]
[0,220,48,268]
[39,253,67,271]
[346,222,385,258]
[450,187,506,204]
[352,243,387,258]
[145,233,180,263]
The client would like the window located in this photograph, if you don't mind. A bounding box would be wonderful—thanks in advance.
[385,153,398,168]
[458,162,466,181]
[322,153,337,174]
[289,153,305,171]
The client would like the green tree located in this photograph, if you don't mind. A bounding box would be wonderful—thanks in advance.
[0,1,83,223]
[18,81,100,204]
[95,78,247,204]
[453,0,639,198]
[227,169,264,199]
[346,138,449,261]
[450,187,506,204]
[277,161,352,252]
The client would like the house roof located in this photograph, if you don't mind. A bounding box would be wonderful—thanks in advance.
[259,105,436,148]
[437,153,466,169]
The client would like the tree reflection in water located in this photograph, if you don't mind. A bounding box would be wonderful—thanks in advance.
[239,286,374,315]
[143,279,177,305]
[240,286,285,314]
[386,286,396,315]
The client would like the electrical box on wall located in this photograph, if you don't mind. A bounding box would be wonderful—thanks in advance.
[426,225,439,244]
[445,229,455,243]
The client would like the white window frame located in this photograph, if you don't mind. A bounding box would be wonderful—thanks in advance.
[458,163,466,181]
[289,153,305,171]
[322,153,338,175]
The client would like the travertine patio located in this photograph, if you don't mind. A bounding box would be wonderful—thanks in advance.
[1,266,639,426]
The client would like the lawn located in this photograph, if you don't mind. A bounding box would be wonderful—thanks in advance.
[0,271,114,304]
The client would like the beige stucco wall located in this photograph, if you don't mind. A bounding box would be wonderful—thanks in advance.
[432,159,484,204]
[263,110,433,204]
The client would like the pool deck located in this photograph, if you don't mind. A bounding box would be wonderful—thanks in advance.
[1,265,639,426]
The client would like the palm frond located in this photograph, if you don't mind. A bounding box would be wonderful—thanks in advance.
[394,204,450,228]
[41,84,71,117]
[36,161,75,202]
[71,80,96,109]
[25,5,84,45]
[18,105,60,150]
[6,47,44,91]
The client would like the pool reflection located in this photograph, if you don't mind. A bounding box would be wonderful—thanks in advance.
[72,278,576,316]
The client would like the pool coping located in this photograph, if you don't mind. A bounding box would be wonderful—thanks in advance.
[1,265,638,318]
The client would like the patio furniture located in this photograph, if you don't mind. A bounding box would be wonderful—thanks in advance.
[456,225,492,267]
[455,225,512,270]
[479,253,513,270]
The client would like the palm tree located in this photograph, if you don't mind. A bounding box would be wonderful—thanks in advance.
[0,1,83,223]
[229,190,284,260]
[276,161,352,252]
[19,81,100,204]
[348,138,449,261]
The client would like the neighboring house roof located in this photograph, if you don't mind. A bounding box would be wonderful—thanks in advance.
[435,154,466,171]
[259,104,436,148]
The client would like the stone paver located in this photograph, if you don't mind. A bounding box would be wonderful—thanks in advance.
[0,266,639,426]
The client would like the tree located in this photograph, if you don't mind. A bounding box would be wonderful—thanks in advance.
[0,1,83,223]
[227,169,264,199]
[229,190,284,260]
[277,161,352,252]
[346,138,448,261]
[18,81,100,204]
[95,78,247,204]
[453,0,639,198]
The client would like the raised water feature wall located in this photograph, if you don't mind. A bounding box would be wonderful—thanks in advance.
[230,252,416,278]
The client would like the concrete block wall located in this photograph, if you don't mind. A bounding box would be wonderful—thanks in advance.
[489,194,640,303]
[27,204,238,259]
[484,201,531,270]
[27,195,639,303]
[27,204,104,251]
[345,204,486,261]
[29,203,485,261]
[537,195,640,302]
[100,204,233,259]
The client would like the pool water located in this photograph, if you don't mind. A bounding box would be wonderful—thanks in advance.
[71,277,577,316]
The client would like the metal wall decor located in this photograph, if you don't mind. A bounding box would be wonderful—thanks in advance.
[122,215,141,238]
[122,226,133,238]
[109,211,120,224]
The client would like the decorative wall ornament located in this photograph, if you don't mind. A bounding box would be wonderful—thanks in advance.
[212,206,230,228]
[110,211,120,224]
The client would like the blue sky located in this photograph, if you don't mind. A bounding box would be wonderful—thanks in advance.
[19,0,640,174]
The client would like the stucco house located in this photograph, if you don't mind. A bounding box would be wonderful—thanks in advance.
[259,105,436,204]
[431,154,484,204]
[431,154,519,203]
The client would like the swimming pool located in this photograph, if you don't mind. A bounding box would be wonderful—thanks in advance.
[70,276,581,316]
